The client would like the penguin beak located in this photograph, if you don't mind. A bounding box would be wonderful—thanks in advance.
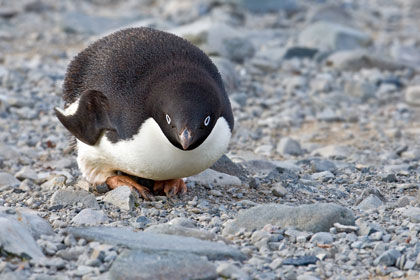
[179,128,193,150]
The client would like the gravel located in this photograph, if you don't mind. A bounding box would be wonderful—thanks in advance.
[1,0,420,278]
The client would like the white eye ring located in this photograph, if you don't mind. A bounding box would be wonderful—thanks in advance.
[166,114,171,124]
[204,116,211,126]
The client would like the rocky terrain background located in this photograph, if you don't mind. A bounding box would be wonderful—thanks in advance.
[1,0,420,279]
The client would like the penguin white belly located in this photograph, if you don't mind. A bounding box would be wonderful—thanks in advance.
[77,117,231,184]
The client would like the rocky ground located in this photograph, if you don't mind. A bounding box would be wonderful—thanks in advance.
[1,0,420,279]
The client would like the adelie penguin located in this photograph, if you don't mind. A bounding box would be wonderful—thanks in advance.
[55,27,234,200]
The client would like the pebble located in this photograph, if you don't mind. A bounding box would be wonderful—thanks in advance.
[223,203,354,235]
[144,224,216,241]
[271,182,288,197]
[405,86,420,106]
[72,209,109,226]
[0,172,20,188]
[103,186,135,211]
[109,250,217,280]
[188,169,241,187]
[374,249,401,266]
[50,189,99,209]
[276,137,303,156]
[310,232,333,244]
[357,195,384,211]
[217,262,250,280]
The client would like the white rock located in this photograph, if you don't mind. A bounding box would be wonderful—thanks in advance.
[72,209,109,226]
[103,186,135,211]
[188,169,241,187]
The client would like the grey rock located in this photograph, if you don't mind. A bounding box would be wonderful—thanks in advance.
[210,57,239,93]
[326,50,409,71]
[145,224,216,241]
[168,217,195,228]
[50,189,99,209]
[311,171,335,181]
[241,160,277,177]
[0,217,45,262]
[283,256,318,266]
[210,154,248,181]
[235,0,300,14]
[109,250,217,280]
[72,209,109,226]
[0,207,54,239]
[356,220,385,236]
[334,223,359,233]
[217,262,250,280]
[276,137,303,156]
[0,172,20,188]
[310,232,333,244]
[357,195,384,211]
[272,182,288,197]
[283,47,318,60]
[311,160,336,173]
[374,249,401,266]
[188,169,241,187]
[401,207,420,223]
[312,145,351,159]
[405,86,420,106]
[298,21,371,51]
[15,166,38,181]
[307,4,352,24]
[67,227,245,260]
[344,80,376,101]
[61,11,139,35]
[223,203,355,235]
[103,186,135,211]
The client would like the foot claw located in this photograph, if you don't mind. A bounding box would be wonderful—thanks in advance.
[153,178,187,197]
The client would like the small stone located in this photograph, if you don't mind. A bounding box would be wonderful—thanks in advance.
[209,190,223,197]
[15,167,38,182]
[272,182,288,197]
[277,137,303,156]
[356,220,384,236]
[311,160,336,173]
[283,256,318,266]
[374,249,401,266]
[334,223,359,233]
[0,217,45,262]
[312,145,350,159]
[168,217,195,228]
[0,172,20,188]
[145,224,216,241]
[72,209,109,226]
[311,171,335,181]
[109,250,217,280]
[405,86,420,106]
[401,207,420,223]
[188,169,241,187]
[310,232,333,244]
[50,189,99,209]
[223,203,355,235]
[217,262,250,280]
[298,21,371,51]
[103,186,135,211]
[357,195,384,210]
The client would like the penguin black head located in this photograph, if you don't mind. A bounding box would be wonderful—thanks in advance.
[151,81,221,151]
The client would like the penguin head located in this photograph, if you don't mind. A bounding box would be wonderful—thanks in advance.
[152,81,221,151]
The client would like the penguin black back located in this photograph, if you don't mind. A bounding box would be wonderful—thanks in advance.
[59,27,234,147]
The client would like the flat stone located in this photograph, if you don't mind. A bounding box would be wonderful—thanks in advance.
[405,86,420,106]
[15,166,38,181]
[67,227,245,260]
[0,217,45,262]
[374,249,401,266]
[326,49,409,71]
[272,183,288,197]
[312,145,351,159]
[283,47,318,60]
[311,160,336,173]
[310,232,333,244]
[188,169,241,187]
[168,217,195,228]
[334,223,359,233]
[109,250,217,280]
[223,203,355,235]
[401,207,420,223]
[356,220,385,236]
[283,256,318,266]
[210,154,248,181]
[145,224,216,241]
[72,209,109,226]
[357,195,384,211]
[311,171,335,181]
[277,137,303,156]
[0,207,54,239]
[50,189,99,209]
[103,186,135,211]
[0,172,20,188]
[298,21,371,51]
[217,262,250,280]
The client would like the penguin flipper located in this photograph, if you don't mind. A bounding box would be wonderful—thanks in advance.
[55,90,115,146]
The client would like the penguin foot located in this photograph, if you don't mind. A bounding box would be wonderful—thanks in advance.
[106,175,155,201]
[153,178,187,197]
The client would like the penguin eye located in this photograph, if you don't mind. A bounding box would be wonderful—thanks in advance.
[204,116,211,126]
[166,114,171,124]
